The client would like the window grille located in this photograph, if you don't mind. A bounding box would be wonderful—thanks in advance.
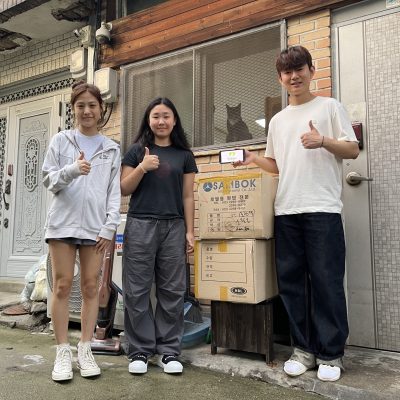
[121,24,282,154]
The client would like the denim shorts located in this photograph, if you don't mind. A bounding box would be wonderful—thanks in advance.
[46,237,97,246]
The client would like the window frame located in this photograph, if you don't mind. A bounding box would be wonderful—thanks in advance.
[120,21,287,153]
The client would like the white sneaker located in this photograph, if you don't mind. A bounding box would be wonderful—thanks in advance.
[157,355,183,374]
[128,354,148,374]
[52,344,73,381]
[77,341,101,378]
[317,364,341,382]
[283,359,308,377]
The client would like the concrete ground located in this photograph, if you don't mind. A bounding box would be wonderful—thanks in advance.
[0,326,323,400]
[0,280,399,400]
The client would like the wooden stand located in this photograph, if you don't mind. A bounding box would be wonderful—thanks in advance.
[210,299,274,364]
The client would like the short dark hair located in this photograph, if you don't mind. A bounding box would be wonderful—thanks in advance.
[276,46,313,74]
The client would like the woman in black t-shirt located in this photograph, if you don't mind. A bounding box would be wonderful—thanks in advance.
[121,97,197,375]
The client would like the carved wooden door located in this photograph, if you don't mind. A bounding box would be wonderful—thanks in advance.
[0,96,61,277]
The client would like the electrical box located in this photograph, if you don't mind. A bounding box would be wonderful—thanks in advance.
[94,67,118,103]
[70,48,87,80]
[79,25,93,48]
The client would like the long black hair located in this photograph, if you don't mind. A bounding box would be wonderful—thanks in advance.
[133,97,191,155]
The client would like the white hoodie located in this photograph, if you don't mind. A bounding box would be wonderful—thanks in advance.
[42,129,121,241]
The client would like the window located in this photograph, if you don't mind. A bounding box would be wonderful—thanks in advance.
[118,0,167,17]
[121,24,283,154]
[126,0,167,14]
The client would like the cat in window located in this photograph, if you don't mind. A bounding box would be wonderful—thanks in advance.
[226,103,252,143]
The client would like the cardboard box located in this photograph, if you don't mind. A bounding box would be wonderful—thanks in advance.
[195,239,278,304]
[197,172,278,239]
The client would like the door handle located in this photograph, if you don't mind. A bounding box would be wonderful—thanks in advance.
[3,218,8,228]
[346,172,373,186]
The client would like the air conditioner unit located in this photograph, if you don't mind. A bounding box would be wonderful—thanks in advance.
[46,253,83,323]
[46,216,126,330]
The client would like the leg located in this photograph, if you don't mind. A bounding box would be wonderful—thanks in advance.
[48,240,75,381]
[154,219,186,357]
[48,240,76,344]
[122,217,158,359]
[275,215,315,357]
[78,245,104,342]
[304,213,348,362]
[77,244,103,378]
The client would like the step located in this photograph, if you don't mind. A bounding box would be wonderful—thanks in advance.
[0,278,25,294]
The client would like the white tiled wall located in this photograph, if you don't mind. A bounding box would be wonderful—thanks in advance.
[366,12,400,351]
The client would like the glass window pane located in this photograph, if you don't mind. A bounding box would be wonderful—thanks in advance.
[122,52,193,154]
[194,26,282,147]
[121,24,282,152]
[126,0,167,14]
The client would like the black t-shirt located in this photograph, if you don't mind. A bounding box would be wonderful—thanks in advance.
[122,143,198,219]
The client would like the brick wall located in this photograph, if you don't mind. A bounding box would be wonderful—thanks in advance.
[0,32,80,88]
[287,9,332,97]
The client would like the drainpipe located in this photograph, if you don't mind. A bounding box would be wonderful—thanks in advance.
[84,0,102,83]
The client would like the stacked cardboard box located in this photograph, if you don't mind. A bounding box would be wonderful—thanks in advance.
[195,171,279,304]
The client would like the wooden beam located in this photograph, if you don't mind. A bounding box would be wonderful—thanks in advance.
[100,0,361,68]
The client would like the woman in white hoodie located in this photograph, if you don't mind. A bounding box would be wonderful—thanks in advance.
[42,81,121,382]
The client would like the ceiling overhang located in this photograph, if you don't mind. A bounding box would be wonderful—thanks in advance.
[0,0,94,52]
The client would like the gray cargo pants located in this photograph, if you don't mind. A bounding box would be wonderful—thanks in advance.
[122,217,186,359]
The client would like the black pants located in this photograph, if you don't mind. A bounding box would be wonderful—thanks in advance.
[275,213,349,361]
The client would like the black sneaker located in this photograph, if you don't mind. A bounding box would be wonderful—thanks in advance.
[157,354,183,374]
[128,353,148,374]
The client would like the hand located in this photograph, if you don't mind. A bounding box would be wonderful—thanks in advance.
[95,236,111,254]
[186,232,195,254]
[140,147,159,172]
[77,151,91,175]
[233,149,255,167]
[300,120,324,149]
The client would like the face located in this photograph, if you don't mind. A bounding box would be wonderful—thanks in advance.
[278,64,315,98]
[73,91,102,134]
[148,104,176,143]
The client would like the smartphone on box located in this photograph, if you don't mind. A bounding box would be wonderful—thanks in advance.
[219,149,245,164]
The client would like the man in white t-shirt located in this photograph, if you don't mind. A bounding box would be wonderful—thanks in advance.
[235,46,359,382]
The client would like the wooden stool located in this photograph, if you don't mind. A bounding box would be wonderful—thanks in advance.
[210,299,274,364]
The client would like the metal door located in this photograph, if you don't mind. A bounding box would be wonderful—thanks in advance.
[0,96,61,278]
[334,4,400,350]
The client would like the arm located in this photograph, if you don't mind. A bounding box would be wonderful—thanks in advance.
[233,149,279,174]
[120,164,145,196]
[183,172,196,254]
[42,136,89,194]
[320,136,359,159]
[120,146,159,196]
[301,121,359,160]
[98,148,122,243]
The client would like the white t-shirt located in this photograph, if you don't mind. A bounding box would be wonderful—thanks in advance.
[265,96,357,215]
[75,130,105,161]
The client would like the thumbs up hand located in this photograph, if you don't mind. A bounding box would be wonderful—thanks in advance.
[77,151,91,175]
[300,120,324,149]
[139,146,159,173]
